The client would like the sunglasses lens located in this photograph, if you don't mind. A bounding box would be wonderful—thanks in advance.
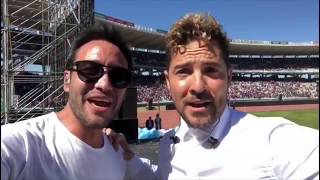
[76,61,103,83]
[72,61,130,88]
[109,68,131,88]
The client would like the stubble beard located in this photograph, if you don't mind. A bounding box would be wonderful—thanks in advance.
[69,94,113,129]
[177,101,220,129]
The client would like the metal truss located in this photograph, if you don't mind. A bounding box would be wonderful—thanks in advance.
[1,0,94,124]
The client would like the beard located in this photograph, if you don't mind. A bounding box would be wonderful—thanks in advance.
[177,99,222,129]
[68,94,114,129]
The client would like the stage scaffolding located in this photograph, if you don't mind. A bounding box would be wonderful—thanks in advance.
[1,0,94,124]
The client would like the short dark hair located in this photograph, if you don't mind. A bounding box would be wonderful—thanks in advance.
[66,24,132,69]
[166,13,230,69]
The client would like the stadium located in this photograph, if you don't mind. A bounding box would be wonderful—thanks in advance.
[1,0,319,142]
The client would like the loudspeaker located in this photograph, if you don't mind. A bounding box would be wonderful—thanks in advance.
[107,118,138,143]
[116,87,137,120]
[108,87,138,142]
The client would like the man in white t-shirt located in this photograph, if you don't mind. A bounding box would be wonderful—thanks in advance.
[111,13,319,180]
[1,24,139,180]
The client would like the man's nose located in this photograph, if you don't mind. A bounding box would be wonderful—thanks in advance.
[189,72,206,95]
[94,73,113,93]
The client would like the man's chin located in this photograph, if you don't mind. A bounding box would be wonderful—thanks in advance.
[85,115,113,128]
[184,116,213,128]
[86,121,111,129]
[189,121,211,128]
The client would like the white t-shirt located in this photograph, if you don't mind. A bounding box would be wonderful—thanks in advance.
[1,112,127,180]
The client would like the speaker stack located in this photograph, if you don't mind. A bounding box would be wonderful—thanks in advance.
[107,87,138,142]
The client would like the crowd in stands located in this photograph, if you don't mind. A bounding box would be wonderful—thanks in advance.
[130,50,318,70]
[131,50,166,67]
[131,52,319,102]
[137,83,172,103]
[132,74,161,86]
[228,81,318,99]
[137,81,318,103]
[229,57,319,70]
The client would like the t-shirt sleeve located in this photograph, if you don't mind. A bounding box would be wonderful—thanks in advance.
[1,124,28,180]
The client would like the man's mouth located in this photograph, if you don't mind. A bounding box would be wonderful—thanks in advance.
[88,99,112,108]
[89,100,111,107]
[189,101,211,108]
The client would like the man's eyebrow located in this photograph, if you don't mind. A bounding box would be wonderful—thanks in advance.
[181,49,216,57]
[202,61,222,66]
[171,60,220,70]
[172,62,190,70]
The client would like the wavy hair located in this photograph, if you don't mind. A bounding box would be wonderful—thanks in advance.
[166,13,230,69]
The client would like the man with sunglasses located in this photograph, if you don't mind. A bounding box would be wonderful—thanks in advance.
[1,25,139,180]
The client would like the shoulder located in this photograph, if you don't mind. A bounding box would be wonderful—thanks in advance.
[228,109,318,143]
[268,122,318,152]
[1,112,59,179]
[1,112,57,146]
[161,129,175,138]
[229,108,318,150]
[160,129,175,145]
[229,109,296,131]
[267,121,319,179]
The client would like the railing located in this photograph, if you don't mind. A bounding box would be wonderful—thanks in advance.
[15,83,64,123]
[12,25,78,73]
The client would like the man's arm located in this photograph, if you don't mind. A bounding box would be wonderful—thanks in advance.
[1,125,28,180]
[290,145,319,179]
[1,150,10,180]
[103,128,157,180]
[124,155,157,180]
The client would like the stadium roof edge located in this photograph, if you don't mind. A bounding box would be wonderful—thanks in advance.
[95,13,319,55]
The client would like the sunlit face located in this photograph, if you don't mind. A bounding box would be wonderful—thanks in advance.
[64,40,128,128]
[165,40,232,128]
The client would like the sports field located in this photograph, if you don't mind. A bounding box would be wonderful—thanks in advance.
[252,109,319,130]
[138,104,319,129]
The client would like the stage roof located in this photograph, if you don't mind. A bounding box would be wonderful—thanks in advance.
[96,16,319,56]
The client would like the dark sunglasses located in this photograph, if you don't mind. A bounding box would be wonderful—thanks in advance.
[67,61,131,88]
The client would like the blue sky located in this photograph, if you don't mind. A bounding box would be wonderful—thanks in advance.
[95,0,319,42]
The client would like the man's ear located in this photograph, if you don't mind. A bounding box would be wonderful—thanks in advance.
[164,70,170,92]
[227,67,233,87]
[64,71,70,84]
[63,71,70,92]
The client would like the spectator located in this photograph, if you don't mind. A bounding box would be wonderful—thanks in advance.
[154,113,162,130]
[145,116,154,130]
[147,97,154,110]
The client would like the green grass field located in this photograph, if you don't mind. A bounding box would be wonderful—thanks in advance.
[252,109,319,130]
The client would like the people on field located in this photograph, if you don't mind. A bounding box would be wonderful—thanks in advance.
[147,97,154,110]
[145,116,154,130]
[106,13,319,180]
[154,113,162,130]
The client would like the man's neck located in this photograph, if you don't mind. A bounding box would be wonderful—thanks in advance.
[56,106,104,148]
